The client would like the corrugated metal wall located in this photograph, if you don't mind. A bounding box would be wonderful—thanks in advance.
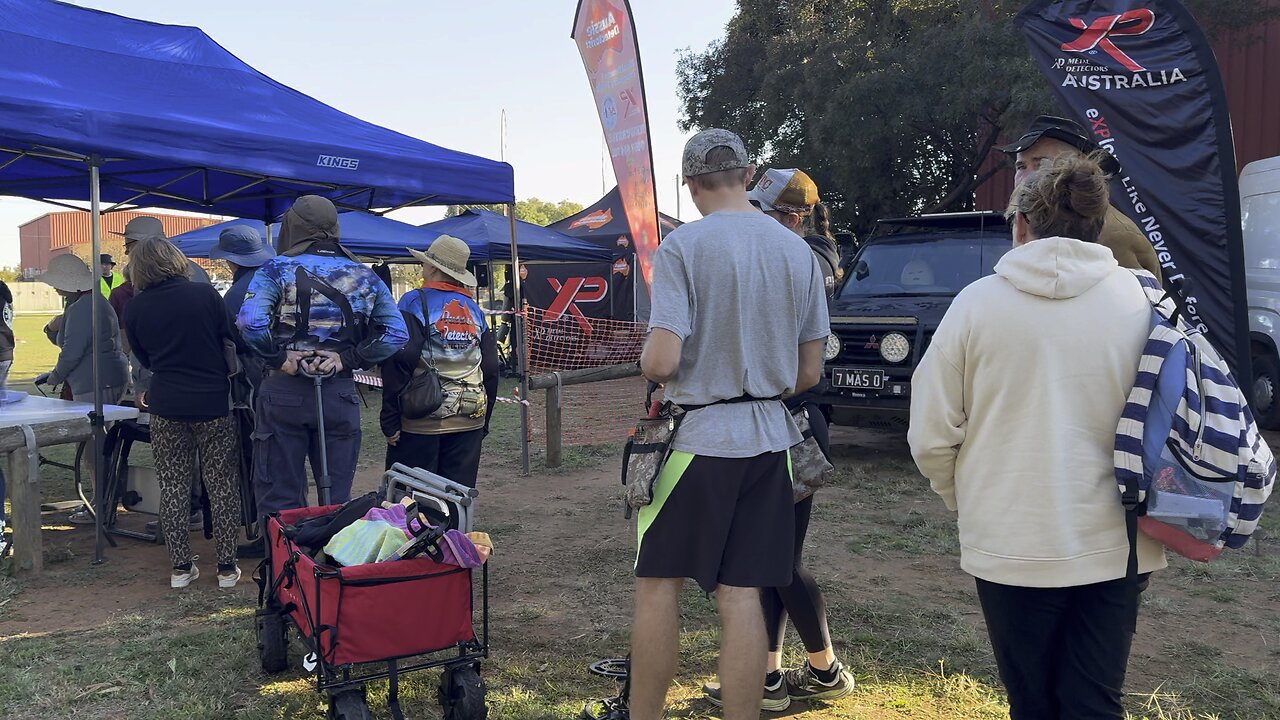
[1217,7,1280,171]
[17,210,218,274]
[975,8,1280,211]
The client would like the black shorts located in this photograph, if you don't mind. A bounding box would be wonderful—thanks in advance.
[634,450,794,594]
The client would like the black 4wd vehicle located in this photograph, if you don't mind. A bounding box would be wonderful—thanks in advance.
[819,212,1011,429]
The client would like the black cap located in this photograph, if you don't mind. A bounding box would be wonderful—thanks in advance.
[99,253,115,266]
[1001,115,1120,174]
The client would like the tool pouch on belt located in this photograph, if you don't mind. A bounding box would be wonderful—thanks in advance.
[621,384,784,518]
[789,406,834,503]
[620,395,684,520]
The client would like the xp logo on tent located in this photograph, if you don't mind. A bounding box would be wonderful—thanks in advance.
[1061,9,1155,72]
[546,276,608,333]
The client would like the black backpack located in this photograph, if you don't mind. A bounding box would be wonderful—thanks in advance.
[283,491,379,553]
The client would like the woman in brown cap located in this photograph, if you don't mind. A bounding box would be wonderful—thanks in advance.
[380,235,499,488]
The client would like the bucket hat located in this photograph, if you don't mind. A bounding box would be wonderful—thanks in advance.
[210,224,275,267]
[39,254,96,293]
[408,235,477,287]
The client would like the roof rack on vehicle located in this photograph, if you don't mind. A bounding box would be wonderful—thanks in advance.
[877,211,1008,230]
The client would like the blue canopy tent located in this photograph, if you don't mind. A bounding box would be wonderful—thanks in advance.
[0,1,513,218]
[171,213,437,260]
[175,209,612,263]
[0,0,530,568]
[419,209,613,263]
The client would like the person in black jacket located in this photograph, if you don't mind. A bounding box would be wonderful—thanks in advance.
[125,238,245,590]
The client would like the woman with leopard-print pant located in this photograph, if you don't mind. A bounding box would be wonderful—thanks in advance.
[124,236,247,589]
[150,416,241,580]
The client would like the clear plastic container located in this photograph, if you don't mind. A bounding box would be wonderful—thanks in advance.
[1145,448,1231,542]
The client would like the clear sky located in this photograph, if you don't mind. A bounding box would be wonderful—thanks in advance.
[0,0,737,266]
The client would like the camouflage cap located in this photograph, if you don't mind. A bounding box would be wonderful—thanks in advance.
[682,129,750,177]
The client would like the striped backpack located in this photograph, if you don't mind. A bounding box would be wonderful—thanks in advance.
[1114,271,1275,577]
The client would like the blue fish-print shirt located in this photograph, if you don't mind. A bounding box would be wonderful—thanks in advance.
[237,243,408,371]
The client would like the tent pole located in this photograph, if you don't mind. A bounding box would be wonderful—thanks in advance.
[264,222,274,252]
[509,206,529,477]
[88,156,109,566]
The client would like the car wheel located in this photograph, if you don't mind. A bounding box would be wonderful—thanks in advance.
[1251,353,1280,430]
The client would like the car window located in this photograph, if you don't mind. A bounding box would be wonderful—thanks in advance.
[840,235,1010,299]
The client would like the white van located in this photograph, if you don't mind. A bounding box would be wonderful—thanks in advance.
[1243,156,1280,429]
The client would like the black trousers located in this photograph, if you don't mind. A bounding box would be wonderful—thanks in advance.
[760,401,833,654]
[384,428,484,489]
[976,574,1148,720]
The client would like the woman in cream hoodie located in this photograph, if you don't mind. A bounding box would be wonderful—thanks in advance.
[908,153,1165,720]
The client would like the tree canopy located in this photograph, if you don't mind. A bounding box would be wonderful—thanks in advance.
[677,0,1274,236]
[445,197,584,226]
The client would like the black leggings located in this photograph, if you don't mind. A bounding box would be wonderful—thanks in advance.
[760,402,833,654]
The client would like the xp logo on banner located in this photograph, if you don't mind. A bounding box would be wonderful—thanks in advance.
[1061,9,1155,72]
[546,276,608,333]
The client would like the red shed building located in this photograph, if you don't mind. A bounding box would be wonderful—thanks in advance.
[976,10,1280,210]
[19,210,219,278]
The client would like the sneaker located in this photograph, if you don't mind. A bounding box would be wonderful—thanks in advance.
[67,507,95,525]
[217,565,242,589]
[170,564,200,589]
[782,661,855,702]
[702,674,791,712]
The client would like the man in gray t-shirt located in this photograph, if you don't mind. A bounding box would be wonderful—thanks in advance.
[628,129,830,720]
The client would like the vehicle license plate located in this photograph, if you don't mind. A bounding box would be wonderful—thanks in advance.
[831,368,886,391]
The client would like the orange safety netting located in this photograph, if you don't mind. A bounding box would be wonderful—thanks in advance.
[522,306,647,374]
[527,375,653,448]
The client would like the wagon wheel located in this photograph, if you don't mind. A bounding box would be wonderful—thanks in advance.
[439,663,488,720]
[328,688,370,720]
[255,609,289,674]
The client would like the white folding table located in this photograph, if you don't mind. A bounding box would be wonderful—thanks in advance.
[0,393,139,573]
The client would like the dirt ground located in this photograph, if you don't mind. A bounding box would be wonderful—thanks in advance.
[1,423,1278,719]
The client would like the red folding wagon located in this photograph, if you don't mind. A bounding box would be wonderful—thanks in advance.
[254,505,489,720]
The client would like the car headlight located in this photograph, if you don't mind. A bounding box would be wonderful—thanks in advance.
[879,332,911,363]
[824,334,841,361]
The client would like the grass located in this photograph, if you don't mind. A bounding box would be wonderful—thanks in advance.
[3,398,1280,718]
[9,313,59,383]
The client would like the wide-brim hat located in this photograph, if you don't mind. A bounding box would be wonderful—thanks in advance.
[209,224,275,267]
[408,235,476,287]
[39,254,96,292]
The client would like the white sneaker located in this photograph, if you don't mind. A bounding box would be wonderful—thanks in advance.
[171,564,200,588]
[217,565,242,589]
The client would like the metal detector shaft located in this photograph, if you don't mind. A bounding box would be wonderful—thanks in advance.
[301,360,337,506]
